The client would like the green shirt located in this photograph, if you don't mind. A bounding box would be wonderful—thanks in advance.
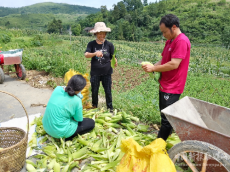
[42,86,83,138]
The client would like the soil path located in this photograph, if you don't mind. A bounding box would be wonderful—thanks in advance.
[0,75,53,123]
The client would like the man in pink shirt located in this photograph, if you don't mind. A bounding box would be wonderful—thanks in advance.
[142,14,191,141]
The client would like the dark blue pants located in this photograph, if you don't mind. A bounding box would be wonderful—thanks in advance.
[157,91,181,141]
[90,74,113,110]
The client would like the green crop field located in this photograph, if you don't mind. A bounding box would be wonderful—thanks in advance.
[1,28,229,124]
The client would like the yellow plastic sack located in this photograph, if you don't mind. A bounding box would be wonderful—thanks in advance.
[64,69,91,107]
[116,138,176,172]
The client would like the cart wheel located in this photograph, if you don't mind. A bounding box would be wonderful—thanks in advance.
[15,64,26,80]
[0,67,4,84]
[168,140,230,172]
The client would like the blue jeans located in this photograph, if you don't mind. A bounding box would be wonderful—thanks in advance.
[90,74,113,110]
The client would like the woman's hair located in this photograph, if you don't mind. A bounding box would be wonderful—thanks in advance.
[65,74,86,96]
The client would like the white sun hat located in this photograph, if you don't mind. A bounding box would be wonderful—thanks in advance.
[90,22,111,33]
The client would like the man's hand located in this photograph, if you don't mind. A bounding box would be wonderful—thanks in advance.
[142,64,154,73]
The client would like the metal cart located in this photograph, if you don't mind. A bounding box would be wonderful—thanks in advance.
[0,49,26,84]
[162,96,230,172]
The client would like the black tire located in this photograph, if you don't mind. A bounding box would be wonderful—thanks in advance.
[16,64,26,80]
[168,140,230,171]
[0,67,4,84]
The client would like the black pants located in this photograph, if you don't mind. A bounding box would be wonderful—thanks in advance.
[90,74,113,110]
[66,118,95,141]
[157,91,181,141]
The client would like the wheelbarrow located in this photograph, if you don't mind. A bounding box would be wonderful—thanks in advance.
[162,96,230,172]
[0,49,26,84]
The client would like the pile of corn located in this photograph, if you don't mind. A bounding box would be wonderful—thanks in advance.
[64,69,91,108]
[27,108,180,172]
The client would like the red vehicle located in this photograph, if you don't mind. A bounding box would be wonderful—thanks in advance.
[0,49,26,84]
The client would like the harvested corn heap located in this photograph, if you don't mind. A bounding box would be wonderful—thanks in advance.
[27,108,180,172]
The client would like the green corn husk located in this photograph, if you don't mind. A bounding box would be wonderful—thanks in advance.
[26,163,36,172]
[100,160,120,171]
[104,123,123,128]
[126,125,136,136]
[137,124,149,132]
[36,125,46,135]
[95,118,106,124]
[98,113,113,117]
[62,164,70,172]
[77,135,90,146]
[26,159,37,168]
[88,153,108,161]
[56,154,69,163]
[72,146,88,159]
[121,111,131,123]
[69,161,80,171]
[130,116,139,122]
[36,157,47,169]
[53,161,61,172]
[34,116,43,126]
[42,145,57,158]
[166,133,181,149]
[47,159,56,169]
[111,47,116,69]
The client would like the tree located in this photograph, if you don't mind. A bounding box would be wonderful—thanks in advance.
[117,1,127,18]
[221,26,230,48]
[123,0,143,12]
[113,5,120,21]
[47,18,63,34]
[72,24,81,36]
[143,0,148,6]
[5,21,10,27]
[101,6,108,18]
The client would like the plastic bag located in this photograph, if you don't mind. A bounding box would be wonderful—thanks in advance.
[116,138,176,172]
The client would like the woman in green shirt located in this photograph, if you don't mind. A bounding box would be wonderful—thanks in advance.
[42,75,95,140]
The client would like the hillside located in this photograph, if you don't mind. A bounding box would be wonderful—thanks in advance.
[75,0,230,45]
[0,13,87,31]
[0,2,100,30]
[0,2,100,17]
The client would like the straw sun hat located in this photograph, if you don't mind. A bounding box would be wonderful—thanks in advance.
[90,22,111,33]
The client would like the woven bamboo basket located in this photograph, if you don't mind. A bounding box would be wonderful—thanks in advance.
[0,90,29,172]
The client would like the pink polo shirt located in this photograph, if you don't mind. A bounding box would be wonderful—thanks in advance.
[159,33,191,94]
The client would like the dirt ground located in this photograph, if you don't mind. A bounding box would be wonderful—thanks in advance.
[12,65,149,91]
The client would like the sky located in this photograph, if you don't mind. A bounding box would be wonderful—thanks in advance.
[1,0,157,10]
